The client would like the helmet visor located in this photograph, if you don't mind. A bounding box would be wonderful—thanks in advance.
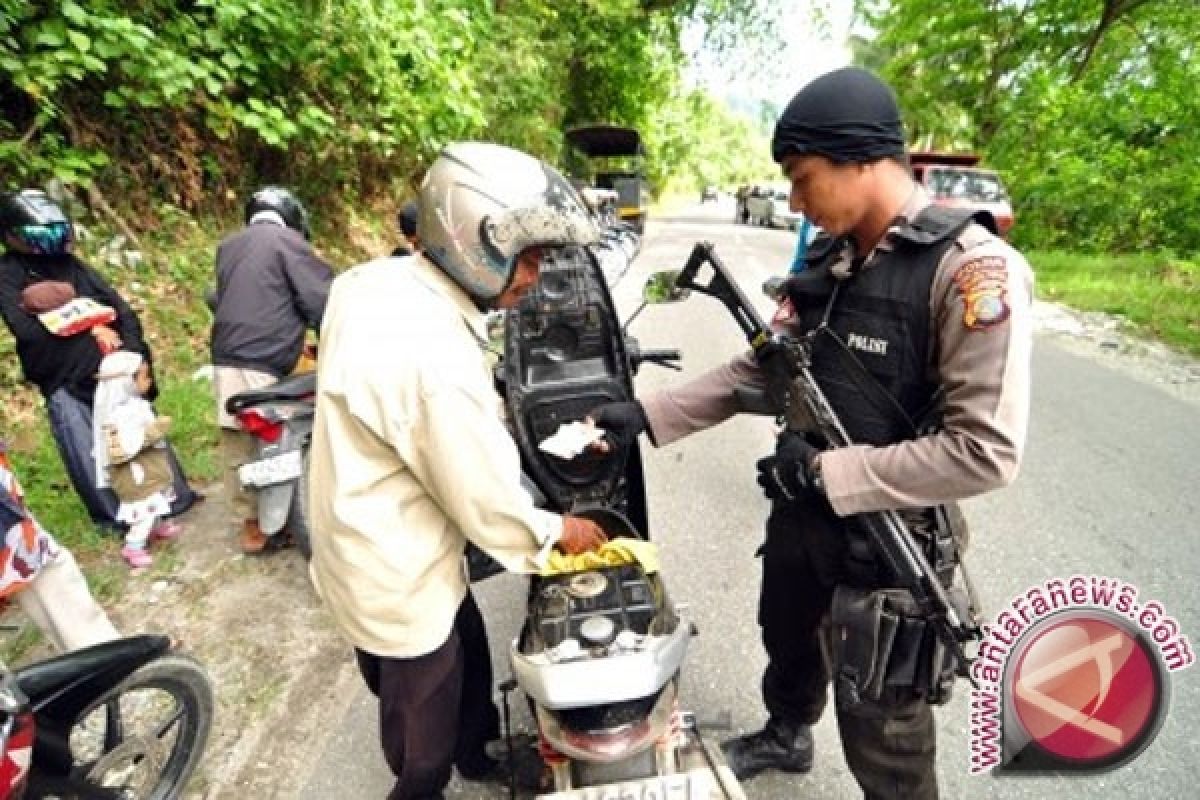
[14,221,73,255]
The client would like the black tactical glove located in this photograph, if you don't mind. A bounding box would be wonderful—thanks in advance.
[587,401,649,455]
[753,334,800,411]
[756,431,823,503]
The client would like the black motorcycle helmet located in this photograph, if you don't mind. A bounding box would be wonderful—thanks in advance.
[397,200,418,239]
[244,186,311,240]
[0,189,74,255]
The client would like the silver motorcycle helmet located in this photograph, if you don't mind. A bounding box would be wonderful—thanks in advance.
[418,142,598,306]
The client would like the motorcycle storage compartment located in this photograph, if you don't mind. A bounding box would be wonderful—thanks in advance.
[503,246,647,530]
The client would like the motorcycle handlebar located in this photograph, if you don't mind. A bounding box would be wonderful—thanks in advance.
[636,348,682,371]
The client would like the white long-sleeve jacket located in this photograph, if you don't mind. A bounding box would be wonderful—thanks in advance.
[308,255,561,658]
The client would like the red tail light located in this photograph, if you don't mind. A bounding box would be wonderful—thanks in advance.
[236,409,284,443]
[560,718,657,761]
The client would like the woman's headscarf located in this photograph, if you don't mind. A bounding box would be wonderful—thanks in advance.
[92,350,150,488]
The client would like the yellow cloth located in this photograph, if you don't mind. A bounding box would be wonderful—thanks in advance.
[540,538,659,577]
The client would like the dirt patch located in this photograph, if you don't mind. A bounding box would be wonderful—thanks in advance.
[9,481,352,798]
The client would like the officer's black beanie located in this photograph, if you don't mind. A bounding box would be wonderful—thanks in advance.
[771,66,906,165]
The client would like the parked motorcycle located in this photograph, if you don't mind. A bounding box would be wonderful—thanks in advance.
[0,634,213,799]
[224,372,316,558]
[497,243,744,798]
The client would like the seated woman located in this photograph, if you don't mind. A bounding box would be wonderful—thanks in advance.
[0,189,198,529]
[0,441,119,651]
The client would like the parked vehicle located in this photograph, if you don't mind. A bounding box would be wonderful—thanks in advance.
[743,183,801,230]
[0,634,213,799]
[701,185,718,203]
[565,126,650,234]
[225,371,316,558]
[497,243,743,798]
[910,151,1015,238]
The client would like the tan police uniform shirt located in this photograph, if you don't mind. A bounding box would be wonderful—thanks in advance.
[307,255,562,659]
[640,188,1035,517]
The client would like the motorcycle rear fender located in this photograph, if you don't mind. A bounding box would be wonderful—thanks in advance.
[15,634,171,719]
[258,481,294,534]
[252,427,308,535]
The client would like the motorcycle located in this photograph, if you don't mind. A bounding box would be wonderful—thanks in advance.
[224,371,316,558]
[497,242,744,799]
[0,634,213,799]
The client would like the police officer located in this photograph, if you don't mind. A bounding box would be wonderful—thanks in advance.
[590,67,1034,798]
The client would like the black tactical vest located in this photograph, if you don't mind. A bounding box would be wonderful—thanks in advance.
[785,206,982,446]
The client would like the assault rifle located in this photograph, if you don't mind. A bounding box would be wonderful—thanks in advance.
[673,241,981,681]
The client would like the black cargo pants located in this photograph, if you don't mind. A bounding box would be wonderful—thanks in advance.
[759,500,938,800]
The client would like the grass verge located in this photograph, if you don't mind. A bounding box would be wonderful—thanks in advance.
[1029,250,1199,356]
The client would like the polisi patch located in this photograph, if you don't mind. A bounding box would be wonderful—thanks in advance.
[953,255,1010,330]
[846,332,889,356]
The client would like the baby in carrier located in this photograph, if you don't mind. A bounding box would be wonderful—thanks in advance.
[94,351,184,568]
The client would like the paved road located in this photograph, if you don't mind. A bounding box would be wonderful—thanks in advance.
[296,199,1199,799]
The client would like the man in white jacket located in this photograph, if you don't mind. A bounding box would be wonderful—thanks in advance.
[308,143,607,800]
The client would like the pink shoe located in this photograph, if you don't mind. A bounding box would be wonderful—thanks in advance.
[121,545,153,569]
[149,520,184,541]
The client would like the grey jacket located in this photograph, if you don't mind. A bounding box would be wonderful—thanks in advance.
[211,222,333,377]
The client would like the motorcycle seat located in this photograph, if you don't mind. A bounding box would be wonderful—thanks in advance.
[15,634,170,709]
[226,371,317,413]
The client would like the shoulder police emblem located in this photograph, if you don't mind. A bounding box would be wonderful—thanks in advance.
[952,255,1010,330]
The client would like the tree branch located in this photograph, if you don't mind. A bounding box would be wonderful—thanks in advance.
[1071,0,1157,83]
[57,114,144,251]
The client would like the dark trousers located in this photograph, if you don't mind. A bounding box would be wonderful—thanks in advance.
[46,388,197,529]
[356,592,501,800]
[759,501,938,800]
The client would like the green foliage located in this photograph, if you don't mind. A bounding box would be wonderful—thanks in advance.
[1031,250,1199,355]
[859,0,1200,254]
[2,0,780,206]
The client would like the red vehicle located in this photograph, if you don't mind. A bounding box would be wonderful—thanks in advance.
[910,152,1014,238]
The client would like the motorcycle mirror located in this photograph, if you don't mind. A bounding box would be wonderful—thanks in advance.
[621,270,690,333]
[642,270,689,305]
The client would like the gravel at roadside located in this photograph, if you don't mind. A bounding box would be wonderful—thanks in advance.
[1032,299,1200,407]
[78,482,355,799]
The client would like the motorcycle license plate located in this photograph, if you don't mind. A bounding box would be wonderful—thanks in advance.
[538,766,742,800]
[238,450,303,488]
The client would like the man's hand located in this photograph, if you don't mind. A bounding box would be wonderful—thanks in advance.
[558,516,608,555]
[755,432,821,504]
[91,325,122,354]
[585,401,648,456]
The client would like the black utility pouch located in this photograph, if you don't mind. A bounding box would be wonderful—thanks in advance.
[830,586,903,710]
[830,585,968,710]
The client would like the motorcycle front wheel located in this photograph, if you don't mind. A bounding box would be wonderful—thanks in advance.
[67,654,214,800]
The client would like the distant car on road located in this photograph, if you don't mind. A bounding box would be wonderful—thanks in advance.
[910,152,1015,238]
[744,183,801,230]
[701,185,718,203]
